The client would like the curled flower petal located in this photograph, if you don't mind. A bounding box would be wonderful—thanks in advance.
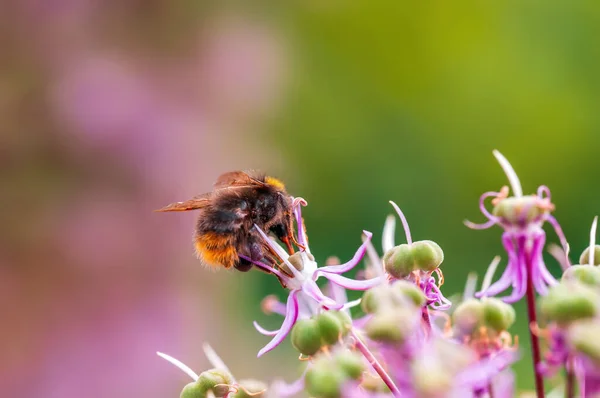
[253,321,279,336]
[302,279,343,310]
[319,272,383,291]
[269,373,306,398]
[293,197,309,252]
[477,235,518,298]
[465,191,502,230]
[327,281,349,313]
[546,215,570,266]
[261,295,288,316]
[464,218,497,230]
[257,290,299,357]
[319,231,372,274]
[365,238,384,277]
[537,185,551,200]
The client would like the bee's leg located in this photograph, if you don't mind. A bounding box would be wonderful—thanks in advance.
[235,236,263,273]
[234,258,253,272]
[280,236,295,255]
[291,233,306,251]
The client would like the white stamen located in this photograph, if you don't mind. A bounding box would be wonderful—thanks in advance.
[463,272,478,299]
[493,150,523,197]
[389,201,412,245]
[480,256,502,297]
[342,298,362,311]
[203,343,236,383]
[156,352,199,381]
[382,215,396,253]
[590,216,598,266]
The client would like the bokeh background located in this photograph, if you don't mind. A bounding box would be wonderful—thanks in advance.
[2,1,600,396]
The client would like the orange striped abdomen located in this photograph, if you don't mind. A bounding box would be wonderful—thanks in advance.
[194,232,238,269]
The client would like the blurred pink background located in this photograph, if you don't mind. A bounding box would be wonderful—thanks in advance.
[1,3,292,397]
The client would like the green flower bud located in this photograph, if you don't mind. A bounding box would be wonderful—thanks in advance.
[305,362,345,398]
[383,244,415,278]
[361,286,393,314]
[361,373,390,392]
[541,283,600,324]
[230,380,267,398]
[452,298,484,336]
[411,240,444,272]
[492,196,545,225]
[392,280,426,307]
[562,265,600,287]
[334,350,364,380]
[197,369,233,397]
[568,320,600,362]
[317,312,343,346]
[180,381,207,398]
[580,246,600,266]
[482,298,515,332]
[291,319,322,356]
[332,311,352,336]
[365,310,412,343]
[413,360,452,397]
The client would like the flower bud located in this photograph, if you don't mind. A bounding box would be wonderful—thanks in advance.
[580,246,600,266]
[317,312,344,346]
[334,350,364,380]
[332,310,352,336]
[541,283,599,324]
[492,196,546,225]
[393,280,426,307]
[305,361,345,398]
[196,369,233,397]
[361,373,389,392]
[562,265,600,287]
[383,244,414,278]
[361,286,394,314]
[482,298,515,332]
[291,319,322,356]
[180,381,207,398]
[365,309,413,343]
[411,240,444,272]
[412,360,452,397]
[568,320,600,362]
[230,380,267,398]
[452,298,484,336]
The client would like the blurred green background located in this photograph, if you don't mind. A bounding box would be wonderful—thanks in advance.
[2,1,600,396]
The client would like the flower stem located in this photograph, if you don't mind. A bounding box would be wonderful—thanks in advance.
[350,328,401,397]
[525,251,545,398]
[421,307,432,336]
[488,382,495,398]
[565,357,575,398]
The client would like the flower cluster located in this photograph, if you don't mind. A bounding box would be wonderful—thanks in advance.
[158,151,600,398]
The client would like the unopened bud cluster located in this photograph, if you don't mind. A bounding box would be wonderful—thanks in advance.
[291,311,352,356]
[305,350,365,398]
[383,240,444,278]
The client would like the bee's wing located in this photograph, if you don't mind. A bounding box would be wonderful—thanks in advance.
[155,195,211,212]
[214,171,266,189]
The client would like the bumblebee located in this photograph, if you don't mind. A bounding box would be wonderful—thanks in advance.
[157,171,294,272]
